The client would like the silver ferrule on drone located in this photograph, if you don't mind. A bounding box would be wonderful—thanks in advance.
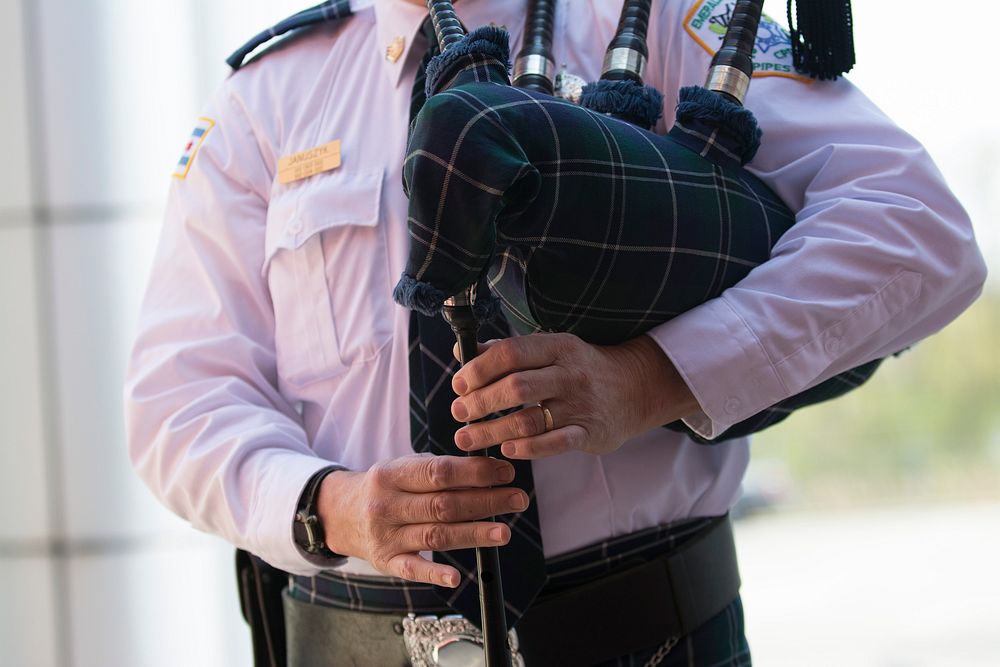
[602,47,646,80]
[703,0,764,106]
[513,54,556,85]
[705,64,751,105]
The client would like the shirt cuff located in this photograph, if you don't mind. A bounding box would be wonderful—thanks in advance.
[645,297,788,440]
[250,451,348,575]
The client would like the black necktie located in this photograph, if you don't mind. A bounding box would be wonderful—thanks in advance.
[407,17,546,630]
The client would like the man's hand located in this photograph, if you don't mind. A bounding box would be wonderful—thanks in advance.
[316,454,528,587]
[450,333,700,459]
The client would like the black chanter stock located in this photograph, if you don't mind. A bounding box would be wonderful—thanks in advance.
[404,0,864,661]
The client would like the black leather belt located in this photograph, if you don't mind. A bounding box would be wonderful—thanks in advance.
[518,515,740,665]
[283,516,740,666]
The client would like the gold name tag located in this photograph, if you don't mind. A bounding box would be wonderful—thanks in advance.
[278,140,342,184]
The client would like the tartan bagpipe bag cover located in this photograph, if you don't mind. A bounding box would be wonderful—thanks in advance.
[394,27,881,440]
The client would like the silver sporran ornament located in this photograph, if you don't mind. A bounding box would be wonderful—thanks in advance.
[402,613,525,667]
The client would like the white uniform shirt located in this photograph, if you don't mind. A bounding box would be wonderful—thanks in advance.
[124,0,987,575]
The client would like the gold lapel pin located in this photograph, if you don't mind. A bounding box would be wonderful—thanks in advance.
[386,35,405,63]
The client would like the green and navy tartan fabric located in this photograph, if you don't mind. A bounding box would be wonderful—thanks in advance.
[407,20,547,630]
[226,0,352,70]
[395,26,882,443]
[396,27,793,345]
[289,516,751,664]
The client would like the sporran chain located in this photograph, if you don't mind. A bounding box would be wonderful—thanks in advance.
[642,636,679,667]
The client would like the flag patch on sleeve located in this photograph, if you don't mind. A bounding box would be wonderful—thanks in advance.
[173,117,215,179]
[684,0,812,83]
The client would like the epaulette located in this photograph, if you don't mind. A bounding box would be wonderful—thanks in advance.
[227,0,353,71]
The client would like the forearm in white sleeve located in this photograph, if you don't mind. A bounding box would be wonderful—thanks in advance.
[646,3,988,439]
[124,83,337,574]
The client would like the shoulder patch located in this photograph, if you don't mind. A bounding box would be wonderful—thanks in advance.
[173,117,215,180]
[683,0,812,83]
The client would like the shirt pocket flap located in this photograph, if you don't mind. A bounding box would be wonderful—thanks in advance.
[264,169,384,271]
[263,167,392,389]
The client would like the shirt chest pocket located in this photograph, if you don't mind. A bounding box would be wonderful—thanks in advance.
[264,169,392,387]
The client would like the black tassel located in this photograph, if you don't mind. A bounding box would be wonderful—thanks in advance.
[787,0,855,80]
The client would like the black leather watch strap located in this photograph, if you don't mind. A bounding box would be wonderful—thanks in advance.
[293,465,347,559]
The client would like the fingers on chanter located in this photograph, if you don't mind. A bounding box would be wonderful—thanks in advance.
[500,424,586,460]
[388,454,514,493]
[407,488,528,523]
[455,404,548,451]
[453,337,561,395]
[395,522,511,559]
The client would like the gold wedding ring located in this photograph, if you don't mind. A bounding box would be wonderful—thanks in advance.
[539,403,554,433]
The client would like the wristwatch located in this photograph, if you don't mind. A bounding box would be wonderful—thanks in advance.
[293,465,347,560]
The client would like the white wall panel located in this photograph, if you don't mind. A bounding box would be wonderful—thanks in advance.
[0,0,32,210]
[0,225,51,542]
[67,539,250,667]
[46,216,178,539]
[0,557,59,667]
[35,0,306,210]
[4,3,359,667]
[35,0,198,208]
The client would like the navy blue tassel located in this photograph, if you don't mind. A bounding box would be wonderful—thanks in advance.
[579,79,664,130]
[473,295,503,323]
[393,274,449,316]
[393,273,502,321]
[425,26,512,97]
[675,86,762,164]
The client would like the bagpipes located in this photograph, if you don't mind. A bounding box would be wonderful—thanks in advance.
[396,0,878,443]
[398,0,866,662]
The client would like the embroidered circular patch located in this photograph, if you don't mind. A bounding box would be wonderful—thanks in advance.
[683,0,812,83]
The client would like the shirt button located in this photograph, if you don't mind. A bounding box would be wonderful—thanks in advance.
[288,219,303,235]
[824,336,842,355]
[724,397,742,416]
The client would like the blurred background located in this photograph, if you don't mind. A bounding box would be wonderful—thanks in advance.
[0,0,997,665]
